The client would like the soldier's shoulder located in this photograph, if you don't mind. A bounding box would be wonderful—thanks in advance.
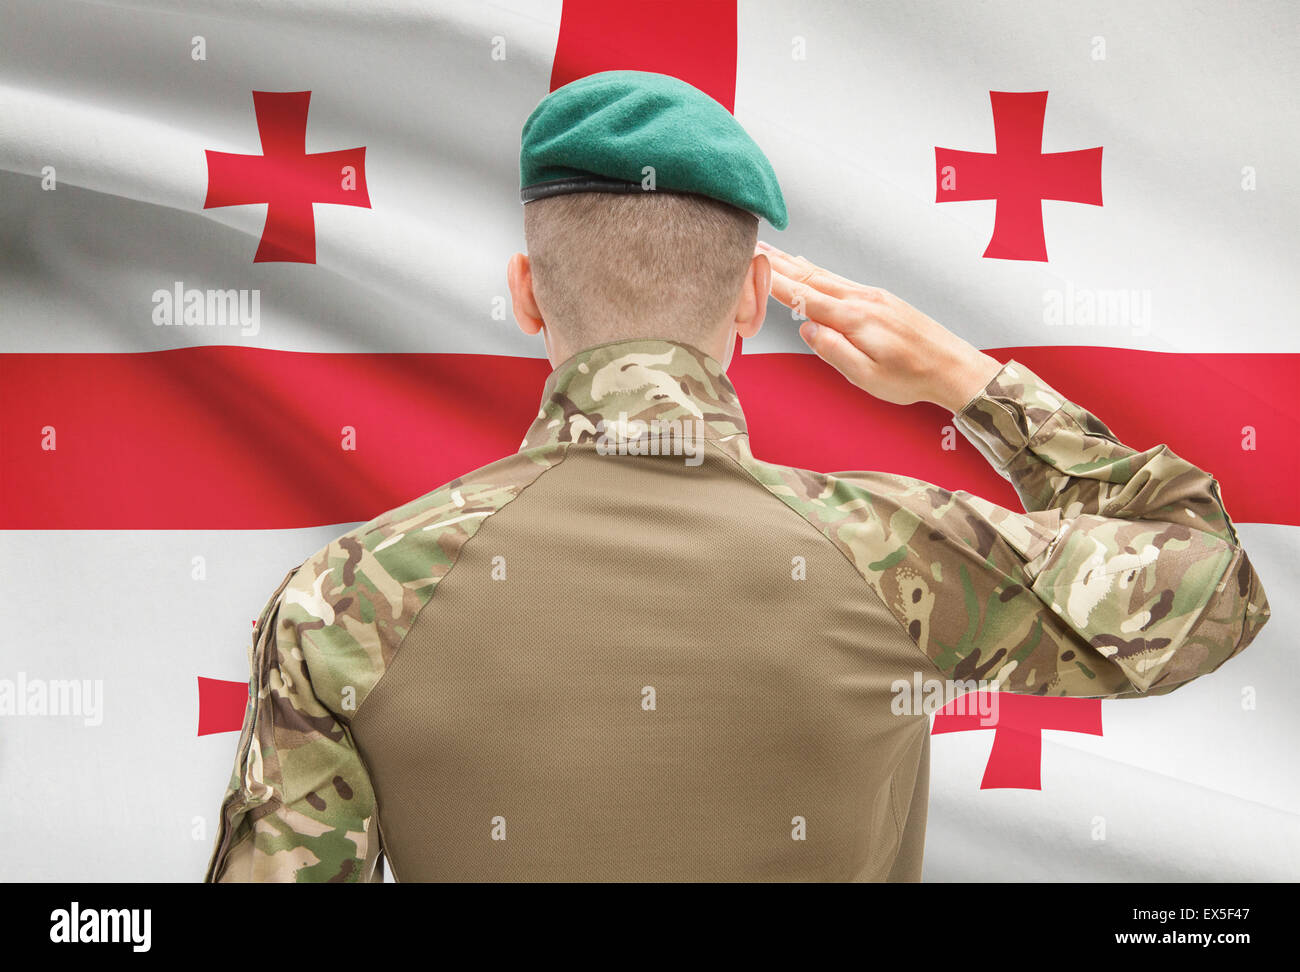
[267,445,566,688]
[293,444,563,591]
[346,444,563,555]
[739,452,930,531]
[738,451,1055,577]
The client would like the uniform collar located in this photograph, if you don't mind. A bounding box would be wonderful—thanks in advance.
[519,339,750,459]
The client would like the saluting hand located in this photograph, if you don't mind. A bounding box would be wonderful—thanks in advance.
[758,241,1003,413]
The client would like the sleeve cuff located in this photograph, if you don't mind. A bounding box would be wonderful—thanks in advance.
[953,359,1070,470]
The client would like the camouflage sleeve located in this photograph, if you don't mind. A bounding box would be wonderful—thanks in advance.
[203,565,382,883]
[937,358,1270,696]
[752,359,1270,699]
[955,360,1243,543]
[200,451,559,882]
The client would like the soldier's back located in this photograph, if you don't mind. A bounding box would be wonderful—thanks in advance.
[350,413,931,881]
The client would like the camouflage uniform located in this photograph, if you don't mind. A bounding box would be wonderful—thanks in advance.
[204,339,1268,882]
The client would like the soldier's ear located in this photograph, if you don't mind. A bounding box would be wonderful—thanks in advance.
[734,251,770,340]
[507,253,545,336]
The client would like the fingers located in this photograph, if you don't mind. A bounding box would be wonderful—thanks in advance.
[799,320,874,383]
[758,241,883,333]
[769,270,861,329]
[758,242,860,299]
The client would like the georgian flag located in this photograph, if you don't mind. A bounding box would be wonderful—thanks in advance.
[1,0,1295,881]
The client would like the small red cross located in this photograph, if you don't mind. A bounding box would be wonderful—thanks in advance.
[197,676,250,736]
[935,91,1102,261]
[932,692,1103,789]
[204,91,371,263]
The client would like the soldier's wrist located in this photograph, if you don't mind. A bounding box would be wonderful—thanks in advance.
[931,351,1004,413]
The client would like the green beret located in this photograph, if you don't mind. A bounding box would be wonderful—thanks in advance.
[519,70,788,230]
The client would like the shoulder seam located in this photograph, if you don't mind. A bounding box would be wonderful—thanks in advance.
[348,446,571,728]
[714,448,947,679]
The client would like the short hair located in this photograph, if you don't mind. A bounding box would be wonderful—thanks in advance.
[523,191,759,350]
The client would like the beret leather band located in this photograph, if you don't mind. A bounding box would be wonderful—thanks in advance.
[520,175,660,203]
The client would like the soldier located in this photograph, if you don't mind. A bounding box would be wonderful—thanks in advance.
[205,71,1269,882]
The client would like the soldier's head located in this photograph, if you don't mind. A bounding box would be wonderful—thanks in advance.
[512,70,786,369]
[508,190,769,368]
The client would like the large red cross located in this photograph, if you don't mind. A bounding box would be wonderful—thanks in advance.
[204,90,370,263]
[550,0,737,109]
[932,692,1104,789]
[935,91,1102,261]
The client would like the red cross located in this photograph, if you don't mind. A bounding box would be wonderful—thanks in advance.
[197,676,250,736]
[935,91,1102,261]
[932,692,1103,789]
[204,91,370,263]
